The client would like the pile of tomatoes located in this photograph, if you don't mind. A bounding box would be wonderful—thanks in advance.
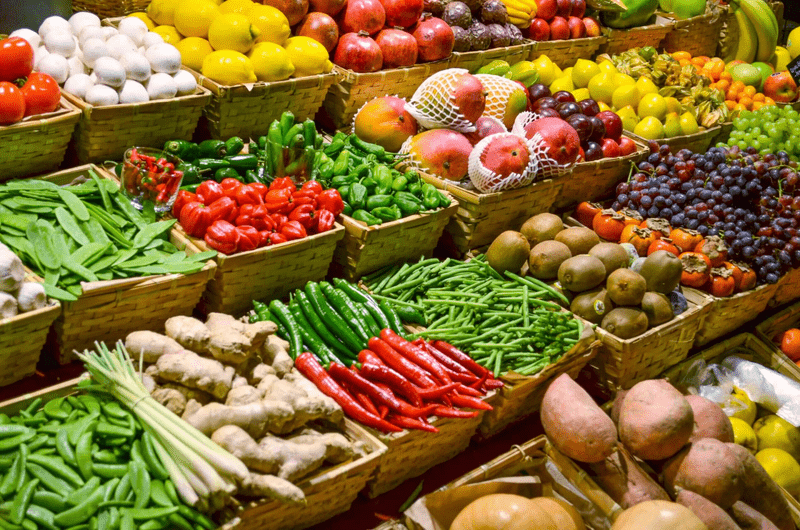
[0,37,61,126]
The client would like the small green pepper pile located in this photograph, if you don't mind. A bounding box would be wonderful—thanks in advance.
[0,380,214,530]
[317,132,451,226]
[364,255,584,377]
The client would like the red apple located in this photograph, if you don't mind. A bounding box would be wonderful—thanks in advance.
[571,0,586,18]
[549,16,569,40]
[537,0,557,21]
[601,137,620,158]
[618,136,637,156]
[529,18,550,40]
[523,116,581,165]
[763,71,799,103]
[596,110,623,141]
[582,16,601,37]
[556,0,573,18]
[568,16,586,38]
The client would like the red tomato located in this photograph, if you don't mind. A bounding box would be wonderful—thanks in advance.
[0,37,34,82]
[0,82,25,125]
[20,73,60,117]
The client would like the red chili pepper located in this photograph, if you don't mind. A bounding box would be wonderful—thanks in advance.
[378,405,389,419]
[316,189,344,217]
[433,406,480,419]
[388,414,439,433]
[358,350,385,366]
[469,372,488,391]
[250,205,274,231]
[353,390,379,416]
[453,383,482,397]
[442,368,480,385]
[264,188,294,214]
[220,178,243,199]
[236,184,264,207]
[236,225,260,251]
[301,180,323,196]
[179,202,213,238]
[359,362,423,407]
[381,330,452,385]
[483,379,504,390]
[235,204,256,227]
[204,220,240,255]
[207,196,238,224]
[294,353,401,433]
[269,177,297,192]
[271,213,288,227]
[280,220,306,241]
[315,209,335,234]
[288,204,316,230]
[196,181,225,206]
[249,182,268,197]
[416,383,459,400]
[431,341,492,379]
[260,231,287,246]
[172,190,197,219]
[449,394,492,411]
[368,338,437,389]
[130,148,141,164]
[422,342,471,375]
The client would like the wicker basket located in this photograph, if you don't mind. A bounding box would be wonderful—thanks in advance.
[226,421,386,530]
[771,268,800,307]
[756,300,800,358]
[322,62,451,130]
[657,6,728,57]
[62,87,210,164]
[418,174,564,256]
[73,0,148,18]
[404,436,619,530]
[330,197,458,282]
[554,136,649,210]
[599,21,675,56]
[587,288,710,392]
[36,165,216,364]
[528,37,608,69]
[173,223,345,317]
[691,282,779,348]
[0,97,80,181]
[372,522,408,530]
[449,42,537,74]
[627,125,722,155]
[189,69,336,140]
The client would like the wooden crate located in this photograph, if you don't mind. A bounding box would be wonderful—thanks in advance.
[73,0,147,17]
[35,165,216,364]
[756,300,800,361]
[449,41,536,73]
[691,282,779,347]
[554,136,649,210]
[0,97,80,181]
[330,197,458,282]
[599,21,675,56]
[174,223,345,317]
[528,36,607,69]
[627,125,722,155]
[657,6,728,57]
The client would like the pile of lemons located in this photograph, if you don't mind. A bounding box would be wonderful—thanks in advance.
[128,0,331,85]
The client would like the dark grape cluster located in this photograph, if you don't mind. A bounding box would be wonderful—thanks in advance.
[612,142,800,285]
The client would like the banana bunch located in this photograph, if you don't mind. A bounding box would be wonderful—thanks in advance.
[726,0,779,64]
[501,0,537,28]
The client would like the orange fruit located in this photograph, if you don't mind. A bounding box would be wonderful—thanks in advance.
[752,101,764,111]
[734,103,748,112]
[780,329,800,362]
[679,59,692,67]
[764,97,776,105]
[719,71,733,82]
[731,80,746,92]
[753,92,765,102]
[725,100,737,110]
[743,86,757,97]
[739,96,753,109]
[717,79,730,92]
[692,56,710,67]
[672,51,691,61]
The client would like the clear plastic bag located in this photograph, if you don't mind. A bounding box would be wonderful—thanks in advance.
[467,132,538,193]
[405,68,482,133]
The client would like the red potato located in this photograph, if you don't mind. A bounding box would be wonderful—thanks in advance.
[685,394,734,443]
[676,489,743,530]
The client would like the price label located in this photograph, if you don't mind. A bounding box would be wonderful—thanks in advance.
[788,56,800,86]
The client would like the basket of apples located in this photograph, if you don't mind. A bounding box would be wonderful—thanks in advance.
[526,0,608,69]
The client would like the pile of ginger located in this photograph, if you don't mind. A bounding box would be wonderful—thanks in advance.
[124,313,368,505]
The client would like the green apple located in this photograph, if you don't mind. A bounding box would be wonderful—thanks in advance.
[731,63,764,88]
[751,62,775,90]
[658,0,673,11]
[672,0,705,18]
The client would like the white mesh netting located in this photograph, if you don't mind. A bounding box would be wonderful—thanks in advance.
[468,132,539,193]
[405,69,483,133]
[474,74,525,128]
[512,111,576,180]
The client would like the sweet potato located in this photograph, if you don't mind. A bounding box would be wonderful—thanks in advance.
[618,379,694,461]
[726,443,796,530]
[676,489,743,530]
[610,389,628,425]
[686,394,734,443]
[730,502,781,530]
[663,438,744,509]
[541,373,618,463]
[585,447,669,508]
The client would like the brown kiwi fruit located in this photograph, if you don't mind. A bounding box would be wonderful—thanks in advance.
[486,230,530,275]
[601,307,650,339]
[570,288,613,324]
[529,240,572,280]
[520,213,563,246]
[557,254,606,292]
[555,227,600,256]
[589,242,630,277]
[639,250,683,294]
[641,291,674,327]
[606,268,647,306]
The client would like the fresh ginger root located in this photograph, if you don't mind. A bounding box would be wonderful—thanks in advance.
[151,387,187,415]
[283,370,343,425]
[204,313,276,364]
[257,375,343,432]
[262,335,293,376]
[147,351,235,400]
[239,473,305,505]
[183,400,296,437]
[158,382,213,405]
[225,385,263,407]
[125,331,183,363]
[165,316,211,354]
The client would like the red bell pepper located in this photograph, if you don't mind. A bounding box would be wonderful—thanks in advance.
[196,181,224,206]
[208,196,238,224]
[260,231,287,246]
[317,189,344,217]
[316,209,335,234]
[235,184,264,206]
[264,188,294,214]
[271,213,288,227]
[179,202,212,238]
[219,178,243,199]
[288,204,316,230]
[280,220,306,241]
[250,205,274,231]
[291,192,317,208]
[204,220,240,254]
[301,180,323,195]
[235,204,256,227]
[172,190,197,219]
[269,177,296,192]
[236,225,260,251]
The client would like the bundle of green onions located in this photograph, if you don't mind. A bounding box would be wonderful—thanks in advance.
[78,342,249,511]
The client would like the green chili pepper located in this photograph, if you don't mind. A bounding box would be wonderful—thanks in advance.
[162,140,198,161]
[224,154,258,170]
[223,136,244,156]
[366,194,393,211]
[213,167,240,182]
[195,158,231,171]
[278,111,294,137]
[302,119,316,148]
[371,206,401,222]
[349,183,368,210]
[175,163,199,185]
[391,175,408,191]
[351,209,381,226]
[282,124,303,146]
[421,183,441,210]
[373,165,394,195]
[197,139,225,159]
[257,135,268,151]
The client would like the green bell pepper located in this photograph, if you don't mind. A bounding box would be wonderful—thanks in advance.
[371,205,401,222]
[408,181,422,195]
[224,136,245,156]
[331,175,357,188]
[421,183,441,210]
[373,165,394,195]
[395,194,421,215]
[333,151,351,176]
[351,163,371,180]
[198,139,225,159]
[361,176,376,191]
[319,159,335,180]
[437,190,451,208]
[338,185,351,202]
[349,183,368,210]
[391,175,408,192]
[215,167,241,182]
[352,209,381,226]
[342,202,353,216]
[366,194,393,211]
[177,163,199,185]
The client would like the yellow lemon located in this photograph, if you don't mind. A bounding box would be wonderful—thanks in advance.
[775,46,791,71]
[597,59,617,74]
[638,93,668,121]
[679,111,700,135]
[284,36,332,77]
[552,63,563,79]
[665,96,681,114]
[635,76,659,97]
[247,5,291,45]
[756,448,800,497]
[664,112,681,138]
[572,88,591,101]
[208,13,260,53]
[788,27,800,59]
[153,25,183,44]
[202,49,256,84]
[617,105,639,131]
[175,37,214,71]
[725,387,757,425]
[614,72,635,86]
[127,12,156,30]
[612,84,640,110]
[147,0,177,26]
[754,415,800,460]
[219,0,256,14]
[588,72,616,104]
[561,67,573,80]
[597,101,611,112]
[572,58,601,89]
[532,55,557,86]
[174,0,221,39]
[248,41,294,81]
[730,417,758,454]
[550,75,574,93]
[634,116,664,140]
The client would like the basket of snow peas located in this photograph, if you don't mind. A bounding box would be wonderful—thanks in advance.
[363,255,598,438]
